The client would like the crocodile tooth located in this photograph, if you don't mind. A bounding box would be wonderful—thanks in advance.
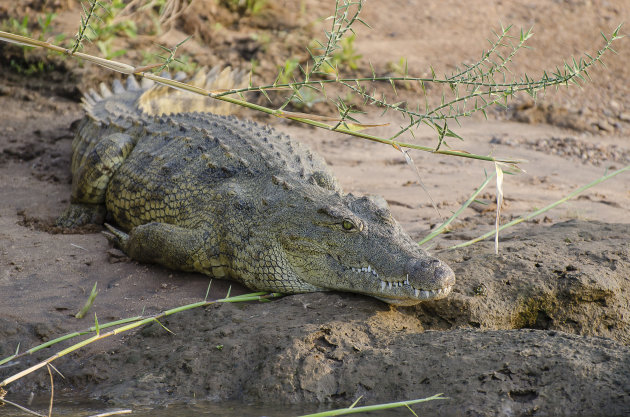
[351,267,356,272]
[414,289,420,297]
[404,279,409,286]
[388,282,392,289]
[381,281,386,290]
[367,265,371,273]
[372,270,377,276]
[422,291,430,298]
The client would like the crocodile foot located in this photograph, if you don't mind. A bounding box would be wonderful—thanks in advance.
[56,203,106,228]
[103,223,129,250]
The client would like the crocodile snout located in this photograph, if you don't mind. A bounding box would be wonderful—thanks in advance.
[406,257,455,290]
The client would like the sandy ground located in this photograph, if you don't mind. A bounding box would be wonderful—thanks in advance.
[1,1,630,416]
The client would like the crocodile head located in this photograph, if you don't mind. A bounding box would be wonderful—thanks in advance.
[261,187,455,306]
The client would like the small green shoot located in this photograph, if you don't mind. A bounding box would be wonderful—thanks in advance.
[75,282,99,319]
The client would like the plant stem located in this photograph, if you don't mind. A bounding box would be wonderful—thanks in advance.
[448,163,630,250]
[419,171,496,245]
[296,394,446,417]
[0,292,282,388]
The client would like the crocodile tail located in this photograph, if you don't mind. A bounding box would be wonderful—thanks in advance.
[137,66,248,116]
[80,75,144,119]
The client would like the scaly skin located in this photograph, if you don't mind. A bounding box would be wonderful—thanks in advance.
[57,72,455,305]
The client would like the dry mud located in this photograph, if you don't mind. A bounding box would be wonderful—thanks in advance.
[1,1,630,416]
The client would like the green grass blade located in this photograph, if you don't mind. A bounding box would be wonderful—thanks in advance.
[296,394,446,417]
[448,163,630,250]
[419,171,496,245]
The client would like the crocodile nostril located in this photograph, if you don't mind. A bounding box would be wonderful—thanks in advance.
[420,259,440,268]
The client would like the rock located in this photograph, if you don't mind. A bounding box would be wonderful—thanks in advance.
[424,220,630,344]
[595,119,615,132]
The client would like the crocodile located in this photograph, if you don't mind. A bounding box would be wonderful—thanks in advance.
[57,68,455,305]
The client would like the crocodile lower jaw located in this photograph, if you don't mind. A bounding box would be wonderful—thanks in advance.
[346,264,454,304]
[371,285,453,306]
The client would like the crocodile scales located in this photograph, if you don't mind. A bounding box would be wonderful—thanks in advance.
[57,69,455,305]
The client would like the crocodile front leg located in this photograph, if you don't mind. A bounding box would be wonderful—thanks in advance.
[57,133,135,227]
[104,223,229,278]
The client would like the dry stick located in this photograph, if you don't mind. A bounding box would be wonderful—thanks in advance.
[88,411,133,417]
[448,163,630,250]
[0,292,281,388]
[0,30,519,165]
[494,163,504,255]
[133,72,521,164]
[0,398,47,417]
[46,365,53,417]
[0,22,621,163]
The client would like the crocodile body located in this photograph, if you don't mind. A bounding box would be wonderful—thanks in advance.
[58,70,455,305]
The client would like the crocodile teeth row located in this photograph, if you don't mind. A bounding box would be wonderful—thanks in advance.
[377,281,453,299]
[380,279,409,290]
[350,267,453,299]
[413,285,453,299]
[351,265,378,277]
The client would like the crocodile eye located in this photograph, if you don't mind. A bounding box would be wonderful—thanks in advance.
[342,220,355,231]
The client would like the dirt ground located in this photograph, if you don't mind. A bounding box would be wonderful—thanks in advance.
[1,1,630,416]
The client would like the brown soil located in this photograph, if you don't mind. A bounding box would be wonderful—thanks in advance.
[1,1,630,416]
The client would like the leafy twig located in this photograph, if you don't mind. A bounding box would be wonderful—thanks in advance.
[72,0,108,53]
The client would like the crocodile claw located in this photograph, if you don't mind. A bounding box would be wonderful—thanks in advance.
[103,223,129,249]
[56,203,106,228]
